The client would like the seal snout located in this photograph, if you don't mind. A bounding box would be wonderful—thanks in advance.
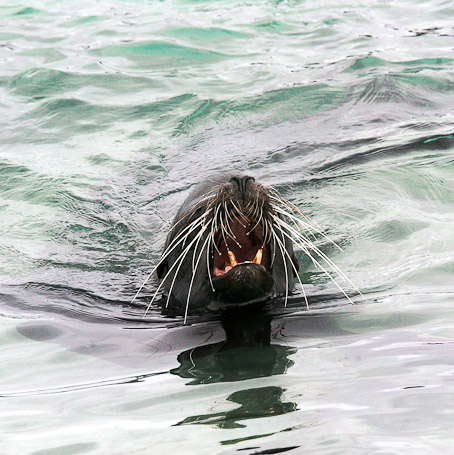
[229,175,255,201]
[213,262,274,305]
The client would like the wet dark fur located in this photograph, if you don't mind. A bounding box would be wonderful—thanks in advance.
[156,175,299,311]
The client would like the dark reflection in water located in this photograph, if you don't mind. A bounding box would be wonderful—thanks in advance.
[176,386,296,429]
[171,305,298,429]
[172,343,296,385]
[172,304,297,384]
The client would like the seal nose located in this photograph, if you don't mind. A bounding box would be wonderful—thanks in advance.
[230,176,255,198]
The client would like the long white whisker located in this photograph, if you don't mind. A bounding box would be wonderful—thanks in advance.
[244,200,254,217]
[270,220,277,267]
[271,204,318,241]
[168,194,214,232]
[143,223,211,316]
[132,215,206,304]
[272,225,309,310]
[270,228,289,307]
[271,215,363,299]
[207,232,215,292]
[221,208,241,248]
[268,188,344,252]
[162,222,212,313]
[247,207,263,235]
[210,213,221,256]
[271,216,356,305]
[251,192,260,221]
[272,204,343,252]
[231,200,249,224]
[262,216,268,245]
[184,232,212,324]
[225,201,236,225]
[212,204,222,256]
[219,207,229,250]
[225,204,244,247]
[192,215,213,271]
[179,209,213,249]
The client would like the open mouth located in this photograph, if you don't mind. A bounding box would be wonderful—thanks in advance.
[213,218,267,277]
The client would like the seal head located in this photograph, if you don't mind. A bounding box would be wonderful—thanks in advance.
[156,175,299,311]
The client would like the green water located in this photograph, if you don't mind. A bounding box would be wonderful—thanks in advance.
[1,0,454,454]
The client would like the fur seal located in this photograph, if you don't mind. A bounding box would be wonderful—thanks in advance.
[156,175,299,314]
[133,174,359,321]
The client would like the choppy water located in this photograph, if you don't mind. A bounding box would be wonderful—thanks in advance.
[1,0,454,454]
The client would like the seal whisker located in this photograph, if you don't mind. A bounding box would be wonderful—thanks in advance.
[272,224,309,310]
[162,221,212,312]
[244,200,254,217]
[262,216,268,245]
[250,192,260,222]
[143,221,212,316]
[208,220,218,263]
[210,210,221,256]
[272,204,343,252]
[160,213,208,260]
[221,208,242,248]
[247,207,263,235]
[228,202,247,229]
[268,190,344,252]
[169,194,216,233]
[223,203,238,239]
[271,214,363,299]
[270,219,277,267]
[206,232,215,292]
[179,207,213,248]
[191,213,213,272]
[185,232,212,324]
[271,214,345,277]
[276,229,353,303]
[131,215,207,305]
[224,201,236,225]
[271,204,318,242]
[225,205,245,245]
[218,208,230,251]
[270,215,356,305]
[230,200,249,224]
[264,216,272,246]
[270,227,289,307]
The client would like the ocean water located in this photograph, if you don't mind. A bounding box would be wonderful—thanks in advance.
[1,0,454,454]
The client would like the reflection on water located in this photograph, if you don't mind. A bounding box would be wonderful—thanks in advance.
[176,386,297,429]
[171,306,298,429]
[172,343,296,385]
[172,305,296,383]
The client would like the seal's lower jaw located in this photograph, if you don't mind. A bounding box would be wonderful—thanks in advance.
[212,263,274,305]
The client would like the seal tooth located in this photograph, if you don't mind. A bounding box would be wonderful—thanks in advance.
[252,248,263,265]
[228,250,238,268]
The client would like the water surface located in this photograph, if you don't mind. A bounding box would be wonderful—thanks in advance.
[1,0,454,454]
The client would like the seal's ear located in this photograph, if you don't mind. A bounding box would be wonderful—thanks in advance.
[156,261,168,280]
[291,253,299,276]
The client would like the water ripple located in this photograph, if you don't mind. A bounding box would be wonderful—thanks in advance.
[1,0,454,453]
